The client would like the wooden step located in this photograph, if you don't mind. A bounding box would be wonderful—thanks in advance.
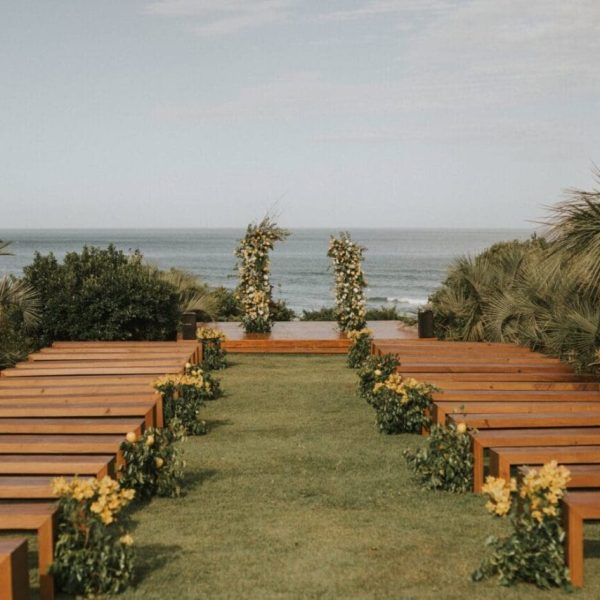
[0,434,124,454]
[0,455,115,476]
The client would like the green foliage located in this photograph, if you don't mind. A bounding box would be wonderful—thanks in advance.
[155,267,217,320]
[473,463,572,590]
[347,329,372,368]
[201,339,228,371]
[23,245,180,345]
[211,286,244,321]
[371,375,436,434]
[357,354,399,404]
[50,476,135,597]
[270,297,297,321]
[301,305,416,325]
[300,306,337,321]
[403,423,473,492]
[119,422,186,499]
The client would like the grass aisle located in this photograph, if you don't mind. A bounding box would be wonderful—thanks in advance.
[120,355,600,599]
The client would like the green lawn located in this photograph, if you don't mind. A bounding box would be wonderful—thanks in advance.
[76,355,600,597]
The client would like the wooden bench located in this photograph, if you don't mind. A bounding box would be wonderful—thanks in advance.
[471,428,600,492]
[0,375,156,387]
[0,417,144,435]
[518,465,600,489]
[449,412,600,430]
[1,366,182,378]
[563,491,600,587]
[0,503,57,600]
[433,389,600,401]
[0,434,124,456]
[16,359,183,370]
[0,475,92,499]
[0,538,29,600]
[488,446,600,482]
[0,455,115,477]
[434,401,600,425]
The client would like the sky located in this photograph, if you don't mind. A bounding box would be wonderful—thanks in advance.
[1,0,599,229]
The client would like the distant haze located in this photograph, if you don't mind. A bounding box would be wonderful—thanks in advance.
[1,1,599,229]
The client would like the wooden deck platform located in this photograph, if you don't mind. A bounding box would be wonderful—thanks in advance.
[209,321,416,354]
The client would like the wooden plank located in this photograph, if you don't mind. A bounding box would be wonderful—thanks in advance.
[0,538,29,600]
[0,503,57,600]
[433,390,600,401]
[449,412,600,430]
[518,465,600,489]
[16,359,183,369]
[0,475,92,499]
[0,375,157,387]
[2,366,181,377]
[398,363,573,373]
[471,428,600,492]
[0,434,123,454]
[29,351,194,361]
[0,417,144,435]
[403,372,588,382]
[0,455,115,476]
[426,382,600,391]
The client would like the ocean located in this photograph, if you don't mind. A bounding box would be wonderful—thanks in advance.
[0,228,533,314]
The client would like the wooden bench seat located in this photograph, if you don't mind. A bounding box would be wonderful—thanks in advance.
[0,403,155,426]
[0,417,144,435]
[471,428,600,492]
[0,455,114,477]
[16,359,183,370]
[434,401,600,425]
[30,350,195,361]
[563,491,600,587]
[0,475,92,499]
[0,375,156,387]
[398,363,573,374]
[433,390,600,401]
[488,446,600,482]
[0,503,57,600]
[2,366,181,377]
[0,537,29,600]
[406,372,590,382]
[426,381,600,391]
[449,412,600,430]
[0,434,124,455]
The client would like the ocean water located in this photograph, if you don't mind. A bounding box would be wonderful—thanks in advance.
[0,228,533,314]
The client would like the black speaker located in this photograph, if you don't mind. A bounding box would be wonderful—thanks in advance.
[418,309,434,338]
[181,312,197,340]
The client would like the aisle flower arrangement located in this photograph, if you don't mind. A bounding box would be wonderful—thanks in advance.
[403,422,474,492]
[197,327,227,370]
[472,461,572,589]
[50,476,136,597]
[371,373,436,433]
[235,217,290,333]
[119,421,186,499]
[327,232,367,332]
[357,353,400,404]
[347,327,373,368]
[153,364,221,435]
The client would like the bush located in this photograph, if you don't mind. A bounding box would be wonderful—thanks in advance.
[371,374,436,434]
[300,306,337,321]
[119,422,186,499]
[357,354,399,404]
[404,423,473,492]
[473,462,572,590]
[211,286,243,321]
[50,476,136,597]
[347,328,372,368]
[197,328,227,370]
[365,306,417,325]
[23,245,180,345]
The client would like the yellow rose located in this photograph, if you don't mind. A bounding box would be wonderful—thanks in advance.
[154,457,164,469]
[126,431,137,444]
[456,422,467,434]
[120,534,134,546]
[145,434,155,447]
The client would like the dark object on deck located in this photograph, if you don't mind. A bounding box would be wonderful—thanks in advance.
[418,310,434,338]
[181,312,197,340]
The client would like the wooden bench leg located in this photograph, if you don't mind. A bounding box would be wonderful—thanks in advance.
[564,503,584,587]
[0,539,30,600]
[473,440,484,493]
[155,396,164,428]
[38,514,56,600]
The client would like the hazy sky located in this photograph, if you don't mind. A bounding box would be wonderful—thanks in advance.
[2,1,599,228]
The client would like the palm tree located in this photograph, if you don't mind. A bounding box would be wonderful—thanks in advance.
[545,169,600,295]
[0,276,41,329]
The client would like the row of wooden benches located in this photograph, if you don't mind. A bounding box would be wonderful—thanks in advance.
[373,338,600,588]
[0,340,199,600]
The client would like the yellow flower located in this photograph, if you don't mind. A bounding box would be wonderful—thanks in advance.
[154,457,164,469]
[126,431,137,444]
[145,434,155,447]
[90,501,103,514]
[120,534,134,546]
[456,422,467,435]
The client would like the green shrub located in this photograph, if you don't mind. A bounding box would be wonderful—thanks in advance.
[270,298,296,321]
[371,374,436,434]
[50,476,136,597]
[357,354,399,404]
[300,306,337,321]
[365,305,417,325]
[472,462,571,590]
[23,245,180,345]
[119,422,186,499]
[347,328,372,368]
[211,286,243,321]
[404,423,473,492]
[197,328,228,370]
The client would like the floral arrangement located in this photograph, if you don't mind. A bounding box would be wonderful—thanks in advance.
[235,217,290,333]
[472,461,572,589]
[50,476,136,597]
[119,421,186,499]
[197,327,227,370]
[347,328,373,368]
[327,232,367,332]
[403,422,474,492]
[371,373,436,434]
[357,353,399,403]
[153,364,221,434]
